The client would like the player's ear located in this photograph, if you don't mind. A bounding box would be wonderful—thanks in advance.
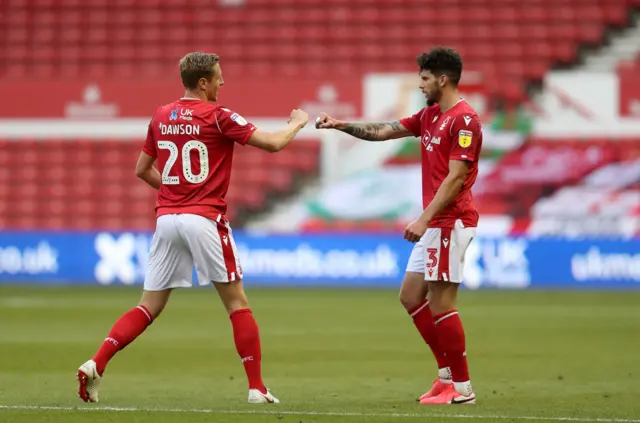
[440,74,448,88]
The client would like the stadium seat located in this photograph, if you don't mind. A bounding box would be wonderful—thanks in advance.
[1,1,638,231]
[474,138,639,224]
[1,0,633,100]
[0,138,320,230]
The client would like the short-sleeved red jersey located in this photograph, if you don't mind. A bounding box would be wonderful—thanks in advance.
[400,99,482,228]
[142,97,257,220]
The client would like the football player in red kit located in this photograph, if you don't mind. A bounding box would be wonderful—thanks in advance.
[77,52,309,405]
[317,46,482,405]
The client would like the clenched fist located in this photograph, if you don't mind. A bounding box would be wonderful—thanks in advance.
[315,112,342,129]
[288,109,309,127]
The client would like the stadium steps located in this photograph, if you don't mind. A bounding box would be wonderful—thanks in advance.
[582,11,640,71]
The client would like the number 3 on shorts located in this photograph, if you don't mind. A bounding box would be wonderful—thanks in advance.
[426,248,438,268]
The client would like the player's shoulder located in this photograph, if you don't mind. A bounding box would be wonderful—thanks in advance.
[215,105,235,117]
[153,102,176,117]
[449,101,481,132]
[215,105,251,126]
[216,104,245,115]
[454,101,481,121]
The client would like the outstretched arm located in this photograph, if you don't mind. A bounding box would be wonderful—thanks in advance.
[217,108,309,153]
[337,121,412,141]
[316,113,412,141]
[247,110,308,152]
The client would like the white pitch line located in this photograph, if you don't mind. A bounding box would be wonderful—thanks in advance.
[1,404,639,423]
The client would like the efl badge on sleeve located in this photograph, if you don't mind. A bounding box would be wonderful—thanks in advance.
[458,130,473,148]
[230,113,248,126]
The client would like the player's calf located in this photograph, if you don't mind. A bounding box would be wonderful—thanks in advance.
[230,308,266,391]
[427,281,474,401]
[91,305,154,376]
[215,281,276,400]
[400,271,451,396]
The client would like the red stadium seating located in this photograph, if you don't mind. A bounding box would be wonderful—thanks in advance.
[1,1,638,232]
[0,0,636,99]
[473,138,640,219]
[0,139,320,230]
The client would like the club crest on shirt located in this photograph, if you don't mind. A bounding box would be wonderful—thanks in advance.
[439,116,451,131]
[458,130,473,148]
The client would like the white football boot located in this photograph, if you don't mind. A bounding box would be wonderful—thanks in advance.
[77,359,101,403]
[248,388,280,404]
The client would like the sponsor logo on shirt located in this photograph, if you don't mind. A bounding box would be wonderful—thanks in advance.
[179,108,193,121]
[421,130,431,149]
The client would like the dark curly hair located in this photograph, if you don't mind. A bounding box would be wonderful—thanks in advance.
[416,47,463,86]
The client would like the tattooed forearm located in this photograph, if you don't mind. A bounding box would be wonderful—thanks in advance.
[339,121,405,141]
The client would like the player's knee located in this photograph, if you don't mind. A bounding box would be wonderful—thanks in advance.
[139,290,171,318]
[398,289,423,311]
[214,280,250,314]
[138,301,165,319]
[399,272,429,311]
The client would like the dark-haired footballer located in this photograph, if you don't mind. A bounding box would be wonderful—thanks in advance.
[316,46,482,405]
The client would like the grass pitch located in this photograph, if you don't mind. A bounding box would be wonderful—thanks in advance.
[0,285,639,423]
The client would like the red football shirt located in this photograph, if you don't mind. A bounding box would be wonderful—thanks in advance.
[400,99,483,228]
[142,98,257,220]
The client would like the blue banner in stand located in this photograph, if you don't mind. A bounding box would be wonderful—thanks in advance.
[0,231,638,289]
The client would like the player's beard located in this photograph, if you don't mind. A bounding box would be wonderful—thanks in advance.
[426,87,442,107]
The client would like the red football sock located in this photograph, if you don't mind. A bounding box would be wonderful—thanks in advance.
[434,310,469,382]
[92,305,153,376]
[230,308,265,393]
[408,300,449,371]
